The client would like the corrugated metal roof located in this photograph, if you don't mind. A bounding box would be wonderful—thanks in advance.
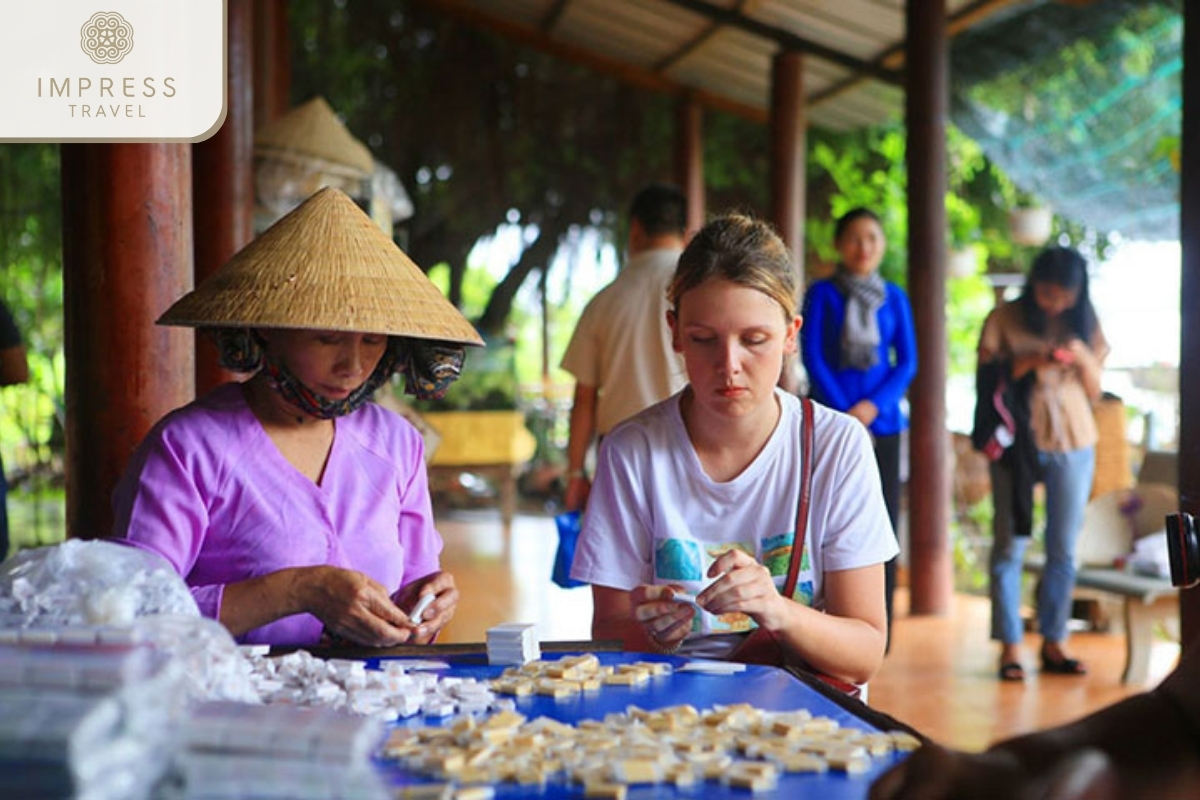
[422,0,1013,130]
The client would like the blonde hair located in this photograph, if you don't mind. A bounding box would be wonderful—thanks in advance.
[668,213,798,319]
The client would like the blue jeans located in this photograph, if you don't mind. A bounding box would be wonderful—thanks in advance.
[989,446,1095,645]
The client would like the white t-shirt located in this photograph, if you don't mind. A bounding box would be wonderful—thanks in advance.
[560,248,687,434]
[571,389,898,655]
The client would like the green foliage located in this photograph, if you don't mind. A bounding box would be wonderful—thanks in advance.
[703,113,771,214]
[945,194,980,249]
[289,0,677,327]
[287,1,1083,390]
[1153,134,1181,174]
[807,126,908,285]
[0,144,66,551]
[955,2,1180,241]
[946,276,994,377]
[0,4,1132,510]
[0,145,65,486]
[427,259,493,323]
[805,124,1004,377]
[951,493,994,596]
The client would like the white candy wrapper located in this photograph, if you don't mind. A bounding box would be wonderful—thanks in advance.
[0,540,200,629]
[135,616,261,705]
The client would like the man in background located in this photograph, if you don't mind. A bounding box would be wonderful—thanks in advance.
[0,299,28,561]
[561,184,688,511]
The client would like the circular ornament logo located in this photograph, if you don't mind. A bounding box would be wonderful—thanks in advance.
[80,12,134,64]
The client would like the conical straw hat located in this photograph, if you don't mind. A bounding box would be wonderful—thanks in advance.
[254,97,374,178]
[158,187,483,346]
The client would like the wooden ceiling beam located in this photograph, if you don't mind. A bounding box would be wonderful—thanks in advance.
[659,0,902,85]
[416,0,1019,121]
[653,18,723,73]
[413,0,769,122]
[540,0,573,34]
[654,0,761,74]
[810,0,1025,108]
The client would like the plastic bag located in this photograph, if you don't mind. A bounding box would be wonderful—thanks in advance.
[136,615,262,704]
[0,539,200,628]
[552,510,587,589]
[1129,530,1171,579]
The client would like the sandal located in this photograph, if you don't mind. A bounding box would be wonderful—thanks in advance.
[1041,652,1087,675]
[998,661,1025,682]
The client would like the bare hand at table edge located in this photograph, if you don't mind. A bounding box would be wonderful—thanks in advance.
[631,584,696,650]
[391,570,458,644]
[221,565,423,646]
[696,548,790,630]
[296,565,420,647]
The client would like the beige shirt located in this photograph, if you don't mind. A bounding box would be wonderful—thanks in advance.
[979,301,1109,453]
[561,248,687,434]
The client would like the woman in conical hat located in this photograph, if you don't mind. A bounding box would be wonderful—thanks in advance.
[113,187,484,647]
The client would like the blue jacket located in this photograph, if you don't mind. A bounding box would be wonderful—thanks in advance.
[801,278,918,437]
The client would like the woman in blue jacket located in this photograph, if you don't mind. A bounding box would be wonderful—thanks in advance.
[802,208,917,645]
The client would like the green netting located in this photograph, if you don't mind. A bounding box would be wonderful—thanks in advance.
[949,0,1181,241]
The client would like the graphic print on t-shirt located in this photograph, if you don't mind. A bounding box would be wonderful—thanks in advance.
[762,531,814,607]
[653,530,813,636]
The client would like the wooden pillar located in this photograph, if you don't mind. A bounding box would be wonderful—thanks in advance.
[253,0,291,129]
[674,93,705,237]
[61,145,195,539]
[1179,0,1200,647]
[905,0,953,615]
[193,0,255,394]
[769,50,806,279]
[540,264,551,382]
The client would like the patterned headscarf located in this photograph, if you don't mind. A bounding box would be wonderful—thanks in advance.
[212,328,465,418]
[395,340,466,400]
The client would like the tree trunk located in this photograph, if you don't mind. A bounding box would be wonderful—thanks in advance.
[476,215,566,336]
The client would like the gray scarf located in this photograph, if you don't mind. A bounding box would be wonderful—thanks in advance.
[833,267,887,370]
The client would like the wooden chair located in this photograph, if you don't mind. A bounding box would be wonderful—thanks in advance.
[1069,482,1178,684]
[1076,482,1178,567]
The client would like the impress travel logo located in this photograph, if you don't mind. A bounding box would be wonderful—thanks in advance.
[80,12,135,65]
[1,1,226,142]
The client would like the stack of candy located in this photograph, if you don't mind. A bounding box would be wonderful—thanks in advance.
[0,634,187,800]
[486,622,540,666]
[240,649,509,720]
[175,701,391,800]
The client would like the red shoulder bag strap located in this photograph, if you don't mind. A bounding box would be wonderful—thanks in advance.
[777,398,863,699]
[782,397,814,598]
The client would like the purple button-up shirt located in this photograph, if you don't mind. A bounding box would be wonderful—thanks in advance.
[113,383,443,645]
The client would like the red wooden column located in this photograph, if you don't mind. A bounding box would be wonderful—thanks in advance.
[61,145,195,539]
[769,50,806,395]
[769,50,806,280]
[674,93,705,237]
[905,0,953,615]
[1179,0,1200,647]
[193,0,255,394]
[253,0,291,128]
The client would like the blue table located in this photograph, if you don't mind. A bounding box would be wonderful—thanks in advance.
[368,652,915,799]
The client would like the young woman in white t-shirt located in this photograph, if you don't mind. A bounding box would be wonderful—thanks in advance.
[570,213,898,687]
